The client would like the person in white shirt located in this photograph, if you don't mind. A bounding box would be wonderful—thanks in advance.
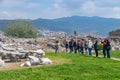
[88,39,93,56]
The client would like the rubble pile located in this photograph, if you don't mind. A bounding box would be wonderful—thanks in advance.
[0,30,119,68]
[0,35,53,67]
[109,29,120,37]
[109,38,120,50]
[109,29,120,50]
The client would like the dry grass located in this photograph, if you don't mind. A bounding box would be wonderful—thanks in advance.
[0,57,71,71]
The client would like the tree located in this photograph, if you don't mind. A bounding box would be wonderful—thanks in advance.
[4,20,38,38]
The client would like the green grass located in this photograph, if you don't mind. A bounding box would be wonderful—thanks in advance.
[95,50,120,58]
[111,50,120,58]
[0,51,120,80]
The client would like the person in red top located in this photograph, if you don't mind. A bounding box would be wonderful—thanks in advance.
[101,38,107,58]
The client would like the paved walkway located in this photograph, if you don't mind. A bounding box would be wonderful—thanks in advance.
[92,55,120,61]
[111,57,120,61]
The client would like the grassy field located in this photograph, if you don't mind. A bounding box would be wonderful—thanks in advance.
[0,51,120,80]
[93,50,120,58]
[111,50,120,58]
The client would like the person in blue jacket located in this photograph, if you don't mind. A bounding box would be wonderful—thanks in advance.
[106,39,111,58]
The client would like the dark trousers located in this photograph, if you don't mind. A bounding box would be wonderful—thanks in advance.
[95,49,98,57]
[69,47,73,53]
[106,49,111,58]
[75,47,79,53]
[66,47,68,52]
[103,47,106,58]
[55,48,59,53]
[81,47,84,54]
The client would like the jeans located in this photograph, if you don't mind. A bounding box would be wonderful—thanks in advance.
[69,47,73,53]
[106,49,111,58]
[88,48,92,56]
[103,47,106,58]
[81,47,84,54]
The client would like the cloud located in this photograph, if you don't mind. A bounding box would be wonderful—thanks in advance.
[0,0,41,19]
[38,0,72,19]
[40,5,70,19]
[93,0,120,7]
[0,0,120,19]
[0,11,30,19]
[39,0,91,19]
[0,11,10,18]
[0,0,40,9]
[26,3,40,8]
[0,0,26,7]
[71,0,120,18]
[102,7,120,18]
[35,0,120,19]
[80,1,97,14]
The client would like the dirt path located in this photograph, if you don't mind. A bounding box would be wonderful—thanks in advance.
[93,55,120,61]
[111,57,120,61]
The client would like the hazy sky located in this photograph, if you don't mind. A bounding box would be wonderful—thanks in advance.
[0,0,120,19]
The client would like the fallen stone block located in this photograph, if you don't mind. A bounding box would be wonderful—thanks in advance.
[40,58,52,64]
[20,61,31,67]
[0,59,5,67]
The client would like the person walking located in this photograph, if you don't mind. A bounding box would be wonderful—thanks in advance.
[80,39,84,54]
[101,39,107,58]
[84,41,88,55]
[94,40,99,57]
[88,39,93,56]
[69,39,74,53]
[106,39,111,58]
[73,40,78,53]
[65,41,69,52]
[76,40,81,53]
[55,40,59,53]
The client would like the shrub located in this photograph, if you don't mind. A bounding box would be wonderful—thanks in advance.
[4,20,38,38]
[98,44,103,50]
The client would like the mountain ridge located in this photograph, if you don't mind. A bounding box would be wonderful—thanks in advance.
[0,16,120,36]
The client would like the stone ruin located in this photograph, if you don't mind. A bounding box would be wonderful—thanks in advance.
[0,35,52,67]
[0,30,120,67]
[109,38,120,50]
[109,29,120,50]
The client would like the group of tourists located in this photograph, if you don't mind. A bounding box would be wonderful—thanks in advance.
[101,39,111,58]
[65,39,93,55]
[64,38,111,58]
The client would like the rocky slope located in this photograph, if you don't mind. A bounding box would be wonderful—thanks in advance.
[109,29,120,37]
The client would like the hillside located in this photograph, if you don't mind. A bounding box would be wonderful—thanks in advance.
[0,20,11,30]
[1,16,120,36]
[32,16,120,36]
[109,29,120,37]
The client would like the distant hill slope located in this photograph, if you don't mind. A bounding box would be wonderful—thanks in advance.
[32,16,120,36]
[0,16,120,36]
[0,20,11,30]
[109,29,120,37]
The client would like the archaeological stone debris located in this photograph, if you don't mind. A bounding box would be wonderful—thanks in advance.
[0,30,119,68]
